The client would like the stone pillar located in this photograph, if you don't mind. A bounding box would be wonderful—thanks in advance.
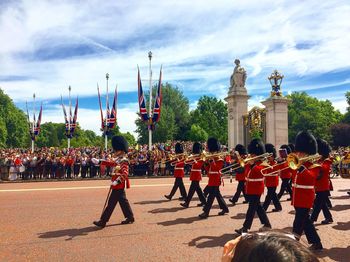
[225,91,250,149]
[261,96,290,150]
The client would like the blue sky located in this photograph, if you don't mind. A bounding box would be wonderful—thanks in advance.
[0,0,349,136]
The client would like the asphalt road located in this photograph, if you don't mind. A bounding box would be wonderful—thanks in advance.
[0,177,349,262]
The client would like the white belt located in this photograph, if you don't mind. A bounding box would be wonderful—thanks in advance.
[209,171,219,174]
[246,178,264,182]
[175,168,183,170]
[264,174,278,177]
[191,169,201,172]
[293,184,314,189]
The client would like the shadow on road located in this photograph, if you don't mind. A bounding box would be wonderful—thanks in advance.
[330,195,350,200]
[318,246,350,262]
[38,226,102,241]
[188,234,235,248]
[149,206,195,214]
[230,213,246,220]
[157,216,201,226]
[134,199,171,205]
[337,189,350,192]
[332,221,350,231]
[331,204,350,212]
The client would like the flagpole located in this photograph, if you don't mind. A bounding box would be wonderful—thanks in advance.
[105,73,109,151]
[32,93,35,153]
[148,51,153,151]
[68,86,71,149]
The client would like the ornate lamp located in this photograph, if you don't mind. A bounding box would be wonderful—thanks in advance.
[268,69,284,97]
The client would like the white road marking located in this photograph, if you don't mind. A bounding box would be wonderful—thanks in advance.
[0,183,195,192]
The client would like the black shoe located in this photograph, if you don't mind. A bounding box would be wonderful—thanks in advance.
[229,199,236,205]
[180,203,189,208]
[164,195,172,200]
[272,208,282,212]
[197,203,205,207]
[259,224,272,231]
[243,200,248,204]
[235,227,248,235]
[179,196,185,201]
[121,217,135,224]
[347,192,350,196]
[218,210,229,216]
[321,218,333,225]
[309,242,323,251]
[93,220,106,228]
[198,212,209,219]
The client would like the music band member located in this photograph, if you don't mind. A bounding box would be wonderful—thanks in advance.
[292,131,323,250]
[277,144,293,200]
[199,137,229,219]
[93,136,134,228]
[235,139,271,235]
[310,138,333,224]
[164,142,187,200]
[229,144,248,205]
[262,143,282,212]
[180,142,206,208]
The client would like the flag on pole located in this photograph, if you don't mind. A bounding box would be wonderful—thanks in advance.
[61,96,70,135]
[70,97,78,134]
[152,66,162,124]
[26,101,34,139]
[108,87,117,129]
[97,84,106,131]
[34,104,42,136]
[138,67,149,122]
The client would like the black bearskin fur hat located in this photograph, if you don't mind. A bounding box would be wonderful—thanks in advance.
[234,144,247,155]
[175,142,184,154]
[295,131,317,155]
[280,144,292,154]
[192,142,202,154]
[248,138,265,156]
[265,143,276,158]
[316,138,331,158]
[112,136,128,153]
[207,137,220,153]
[288,143,295,153]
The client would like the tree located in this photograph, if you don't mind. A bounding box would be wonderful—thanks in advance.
[287,92,342,143]
[135,83,189,143]
[190,96,228,144]
[187,124,208,142]
[330,123,350,147]
[342,91,350,124]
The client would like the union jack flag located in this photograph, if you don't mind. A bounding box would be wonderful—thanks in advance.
[152,66,162,124]
[138,67,149,122]
[107,88,117,129]
[34,104,42,136]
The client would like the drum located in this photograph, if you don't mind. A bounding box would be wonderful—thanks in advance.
[340,153,350,179]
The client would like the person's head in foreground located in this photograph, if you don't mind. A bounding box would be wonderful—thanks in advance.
[222,230,320,262]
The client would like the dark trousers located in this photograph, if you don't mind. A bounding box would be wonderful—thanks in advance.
[231,181,247,203]
[263,187,282,211]
[185,181,206,205]
[101,189,134,222]
[169,177,187,198]
[277,178,292,199]
[310,191,332,221]
[203,186,228,214]
[243,194,271,229]
[293,207,321,244]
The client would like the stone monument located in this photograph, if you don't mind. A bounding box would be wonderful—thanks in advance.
[225,59,250,149]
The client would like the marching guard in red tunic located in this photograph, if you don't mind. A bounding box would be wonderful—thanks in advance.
[292,131,323,250]
[262,143,282,212]
[310,138,333,224]
[199,137,229,219]
[180,142,206,208]
[229,144,248,205]
[93,136,134,228]
[235,139,271,235]
[164,142,187,200]
[277,144,293,200]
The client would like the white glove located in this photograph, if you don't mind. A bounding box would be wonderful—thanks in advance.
[91,158,100,165]
[111,180,118,186]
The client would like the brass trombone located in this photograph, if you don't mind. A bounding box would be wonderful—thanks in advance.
[220,152,272,175]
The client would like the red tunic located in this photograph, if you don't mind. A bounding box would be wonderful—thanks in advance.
[292,161,320,208]
[190,160,203,181]
[174,161,185,178]
[236,163,250,182]
[100,158,130,190]
[279,161,292,179]
[315,159,331,192]
[245,161,265,195]
[206,159,224,186]
[263,160,279,187]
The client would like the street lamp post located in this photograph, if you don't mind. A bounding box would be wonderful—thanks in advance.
[32,93,36,153]
[148,51,153,151]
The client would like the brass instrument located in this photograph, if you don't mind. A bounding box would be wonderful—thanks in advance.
[220,152,272,175]
[220,151,245,173]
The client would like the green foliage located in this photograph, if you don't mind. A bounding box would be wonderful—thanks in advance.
[187,124,208,142]
[330,123,350,147]
[250,129,263,140]
[0,88,30,148]
[287,92,342,143]
[190,96,228,144]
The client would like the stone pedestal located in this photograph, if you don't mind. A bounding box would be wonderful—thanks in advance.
[225,89,250,149]
[261,96,291,150]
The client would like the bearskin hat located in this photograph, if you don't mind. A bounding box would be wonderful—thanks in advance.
[295,131,317,155]
[175,142,184,154]
[265,143,276,158]
[112,135,128,153]
[248,138,265,155]
[192,142,202,154]
[316,138,331,158]
[280,144,292,154]
[234,144,247,155]
[288,143,295,153]
[207,137,220,153]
